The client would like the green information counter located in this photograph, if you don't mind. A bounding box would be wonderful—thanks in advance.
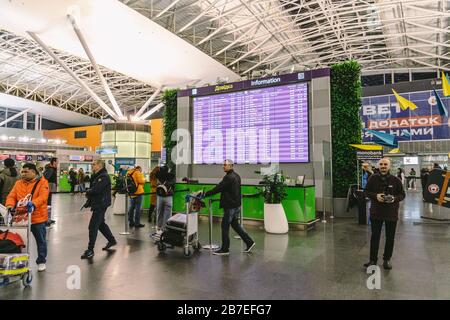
[170,183,316,224]
[57,177,316,224]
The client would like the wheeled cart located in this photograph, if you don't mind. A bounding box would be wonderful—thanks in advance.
[156,192,203,257]
[0,204,33,287]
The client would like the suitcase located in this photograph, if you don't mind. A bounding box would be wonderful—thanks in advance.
[166,213,187,229]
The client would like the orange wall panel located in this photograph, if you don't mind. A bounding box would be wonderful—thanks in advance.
[44,120,164,153]
[150,119,163,151]
[44,125,102,152]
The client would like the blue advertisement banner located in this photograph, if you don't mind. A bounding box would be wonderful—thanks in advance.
[361,89,450,142]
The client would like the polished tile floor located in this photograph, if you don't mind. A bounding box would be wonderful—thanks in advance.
[1,191,449,300]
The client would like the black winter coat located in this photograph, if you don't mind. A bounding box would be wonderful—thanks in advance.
[364,173,405,221]
[205,170,241,209]
[86,168,111,209]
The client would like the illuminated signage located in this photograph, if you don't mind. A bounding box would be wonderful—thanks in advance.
[69,155,85,161]
[214,84,233,92]
[250,77,281,86]
[96,146,118,155]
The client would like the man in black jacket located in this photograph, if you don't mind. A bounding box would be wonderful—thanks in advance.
[43,158,58,227]
[81,160,116,259]
[203,160,255,256]
[364,158,405,270]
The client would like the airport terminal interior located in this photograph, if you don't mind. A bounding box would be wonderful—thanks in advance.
[1,0,450,300]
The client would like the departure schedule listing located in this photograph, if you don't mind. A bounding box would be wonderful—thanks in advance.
[193,82,309,164]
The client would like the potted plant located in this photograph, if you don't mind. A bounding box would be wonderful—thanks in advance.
[260,172,289,234]
[112,174,127,215]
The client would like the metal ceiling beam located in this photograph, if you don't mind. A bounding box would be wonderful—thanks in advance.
[139,102,164,120]
[68,14,125,119]
[27,31,120,121]
[134,86,163,118]
[0,108,31,127]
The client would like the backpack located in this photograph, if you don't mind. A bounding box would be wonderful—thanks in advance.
[125,171,138,195]
[0,230,24,253]
[156,182,173,197]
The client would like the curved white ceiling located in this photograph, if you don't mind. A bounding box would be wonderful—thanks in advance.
[0,93,100,126]
[0,0,239,88]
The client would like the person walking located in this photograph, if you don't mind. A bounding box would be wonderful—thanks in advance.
[364,158,405,270]
[420,168,430,201]
[77,168,86,193]
[5,163,49,271]
[0,158,19,205]
[202,159,255,256]
[68,168,77,194]
[409,168,416,190]
[155,165,175,234]
[396,168,406,190]
[126,166,146,228]
[81,160,116,259]
[361,162,373,189]
[43,158,58,227]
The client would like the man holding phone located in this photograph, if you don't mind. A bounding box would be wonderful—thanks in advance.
[364,157,405,270]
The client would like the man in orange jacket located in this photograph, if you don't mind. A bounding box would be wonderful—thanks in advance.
[127,166,145,228]
[6,163,49,272]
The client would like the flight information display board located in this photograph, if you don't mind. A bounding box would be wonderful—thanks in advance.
[193,82,309,164]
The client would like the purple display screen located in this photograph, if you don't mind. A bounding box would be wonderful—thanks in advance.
[193,82,309,164]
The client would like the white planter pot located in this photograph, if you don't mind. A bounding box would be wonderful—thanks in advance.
[113,193,126,215]
[264,203,289,234]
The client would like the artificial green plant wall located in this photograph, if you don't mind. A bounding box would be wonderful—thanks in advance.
[162,89,177,173]
[330,60,362,198]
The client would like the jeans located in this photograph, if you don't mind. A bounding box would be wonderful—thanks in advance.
[128,195,143,225]
[148,204,156,223]
[47,183,57,224]
[78,183,86,192]
[221,207,253,251]
[369,218,398,262]
[31,222,47,264]
[156,196,172,230]
[88,207,115,251]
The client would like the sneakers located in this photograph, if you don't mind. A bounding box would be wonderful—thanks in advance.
[37,263,46,272]
[363,260,377,268]
[383,260,392,270]
[129,222,135,228]
[135,223,145,228]
[213,249,230,256]
[81,250,94,259]
[244,241,256,253]
[102,240,117,251]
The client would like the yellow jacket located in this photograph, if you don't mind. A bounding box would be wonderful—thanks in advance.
[127,169,145,197]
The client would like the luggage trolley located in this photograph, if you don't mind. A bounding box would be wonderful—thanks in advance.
[0,202,33,287]
[156,191,204,257]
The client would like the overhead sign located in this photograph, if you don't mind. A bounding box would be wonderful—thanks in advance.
[15,155,26,161]
[96,146,118,155]
[25,155,33,161]
[356,150,383,160]
[178,69,330,97]
[361,89,450,142]
[423,169,450,208]
[84,155,94,162]
[69,155,85,161]
[0,155,10,161]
